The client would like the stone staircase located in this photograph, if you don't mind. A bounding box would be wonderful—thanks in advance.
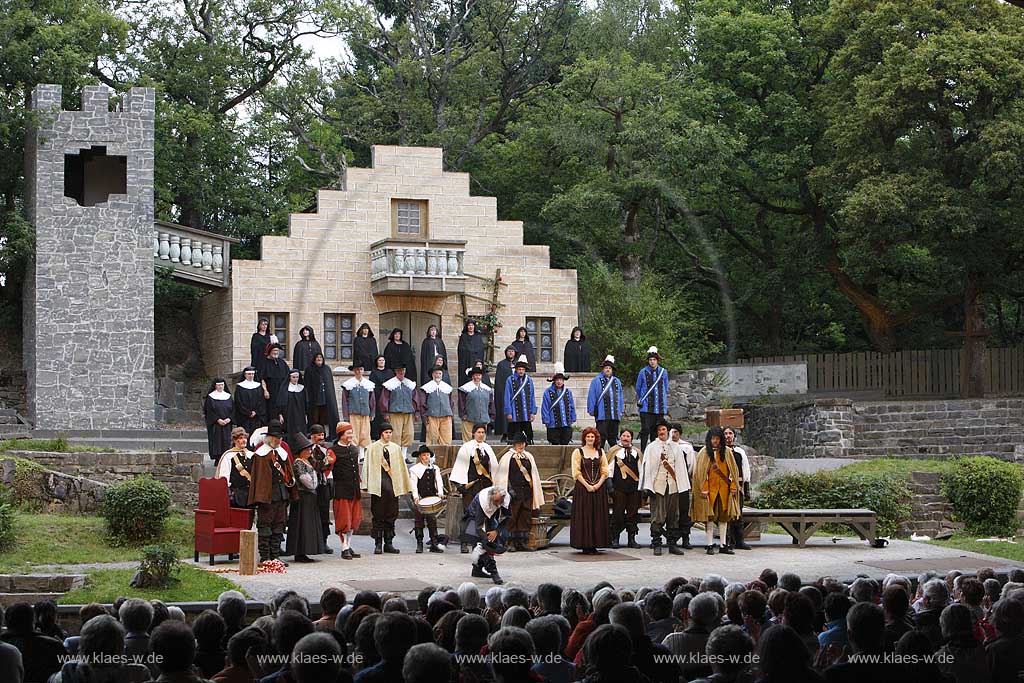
[899,471,963,538]
[0,574,86,606]
[30,428,209,452]
[849,399,1024,458]
[0,408,30,439]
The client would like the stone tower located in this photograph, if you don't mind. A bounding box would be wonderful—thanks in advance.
[23,84,156,429]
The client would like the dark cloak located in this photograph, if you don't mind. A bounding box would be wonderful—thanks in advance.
[304,359,340,430]
[563,327,592,373]
[419,334,449,386]
[203,393,234,462]
[292,326,322,378]
[457,321,487,381]
[233,382,267,434]
[383,328,417,379]
[261,356,291,420]
[353,324,379,372]
[511,327,537,372]
[284,384,308,436]
[250,322,271,374]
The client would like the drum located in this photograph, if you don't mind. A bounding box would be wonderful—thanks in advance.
[416,495,445,516]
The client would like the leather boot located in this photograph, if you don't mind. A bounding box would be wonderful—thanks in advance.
[627,532,641,549]
[383,531,400,554]
[415,528,424,554]
[428,528,443,553]
[610,533,621,549]
[719,544,735,555]
[669,542,685,556]
[257,532,271,564]
[373,534,383,555]
[461,542,471,554]
[653,539,663,556]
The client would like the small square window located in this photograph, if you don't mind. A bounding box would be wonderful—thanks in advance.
[526,317,554,365]
[324,313,355,365]
[391,199,428,238]
[259,312,289,358]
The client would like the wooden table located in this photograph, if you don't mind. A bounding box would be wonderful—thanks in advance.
[741,508,882,547]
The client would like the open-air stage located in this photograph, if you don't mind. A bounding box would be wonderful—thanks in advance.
[217,520,1023,603]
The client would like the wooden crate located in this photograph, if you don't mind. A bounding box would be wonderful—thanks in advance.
[705,408,744,429]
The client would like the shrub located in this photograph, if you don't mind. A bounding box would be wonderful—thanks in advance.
[1,456,48,512]
[752,471,912,536]
[0,500,15,551]
[101,477,173,545]
[942,457,1024,536]
[130,544,180,589]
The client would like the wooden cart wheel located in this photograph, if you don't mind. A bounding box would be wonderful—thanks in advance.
[548,473,575,499]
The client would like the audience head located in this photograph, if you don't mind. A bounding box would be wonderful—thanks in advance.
[318,588,346,618]
[882,585,910,622]
[374,612,417,664]
[426,599,457,626]
[416,587,436,614]
[778,573,802,592]
[706,625,754,676]
[645,590,673,621]
[33,600,59,630]
[119,598,154,634]
[525,615,563,657]
[940,603,975,642]
[850,578,875,603]
[824,592,852,624]
[274,610,315,660]
[739,590,768,624]
[561,589,591,628]
[759,568,779,590]
[79,615,125,657]
[149,600,170,630]
[457,582,480,612]
[79,603,108,628]
[343,605,378,644]
[227,627,267,666]
[488,627,535,682]
[608,602,645,642]
[353,590,383,611]
[700,574,728,596]
[582,624,632,674]
[455,613,490,654]
[672,594,691,625]
[767,589,789,621]
[383,598,409,613]
[278,595,310,618]
[592,588,622,625]
[536,583,563,615]
[192,609,226,652]
[403,643,452,683]
[781,592,816,635]
[847,602,885,654]
[485,586,505,611]
[500,606,532,630]
[291,632,341,683]
[757,624,813,676]
[4,602,34,634]
[1007,568,1024,584]
[503,587,530,611]
[354,613,382,666]
[150,620,198,674]
[959,577,984,608]
[167,605,186,622]
[689,592,722,629]
[923,578,950,610]
[217,590,248,628]
[992,597,1024,637]
[433,610,466,652]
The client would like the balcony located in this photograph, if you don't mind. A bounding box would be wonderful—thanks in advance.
[370,238,467,297]
[154,220,239,289]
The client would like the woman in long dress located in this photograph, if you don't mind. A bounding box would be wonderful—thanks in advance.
[511,327,536,372]
[457,319,486,381]
[286,433,323,562]
[691,426,741,556]
[369,355,394,440]
[249,318,271,372]
[292,325,322,379]
[493,345,517,441]
[384,327,417,379]
[570,426,611,554]
[563,326,591,373]
[353,323,378,373]
[203,378,233,463]
[419,325,448,386]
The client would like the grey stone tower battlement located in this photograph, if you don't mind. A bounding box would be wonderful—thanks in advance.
[23,84,156,428]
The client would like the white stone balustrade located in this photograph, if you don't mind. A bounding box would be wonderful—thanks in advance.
[369,239,467,296]
[153,220,238,288]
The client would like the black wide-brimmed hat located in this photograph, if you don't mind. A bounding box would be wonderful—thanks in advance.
[267,420,286,438]
[291,432,313,452]
[601,355,616,368]
[510,431,529,445]
[514,355,530,369]
[413,444,433,458]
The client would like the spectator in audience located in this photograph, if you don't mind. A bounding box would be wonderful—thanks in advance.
[33,601,64,641]
[276,597,310,619]
[565,589,620,662]
[192,610,228,679]
[609,602,677,683]
[759,569,779,591]
[766,589,788,626]
[148,620,209,683]
[690,625,754,683]
[757,624,825,683]
[432,610,465,653]
[881,585,913,653]
[403,643,451,683]
[352,591,383,612]
[426,600,457,627]
[314,589,346,631]
[895,631,953,683]
[536,583,563,617]
[779,573,802,592]
[263,610,315,683]
[818,593,851,650]
[149,601,170,632]
[643,591,678,643]
[782,592,819,660]
[821,603,897,682]
[354,612,416,682]
[799,586,826,632]
[457,583,481,615]
[352,613,381,672]
[849,579,874,604]
[502,588,529,612]
[62,603,108,656]
[119,599,155,676]
[700,574,728,596]
[452,614,491,682]
[936,603,987,683]
[383,598,408,613]
[671,594,691,632]
[663,591,721,681]
[50,615,149,683]
[213,627,268,683]
[739,590,770,638]
[0,601,65,683]
[291,632,350,683]
[578,624,645,683]
[917,579,950,650]
[488,627,535,683]
[167,606,186,622]
[499,607,531,630]
[560,590,590,632]
[217,591,249,647]
[986,597,1024,683]
[982,578,1002,616]
[527,615,574,683]
[956,578,992,640]
[0,605,24,683]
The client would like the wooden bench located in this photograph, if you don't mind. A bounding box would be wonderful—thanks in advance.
[741,508,883,548]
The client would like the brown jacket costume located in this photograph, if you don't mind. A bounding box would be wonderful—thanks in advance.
[690,446,741,522]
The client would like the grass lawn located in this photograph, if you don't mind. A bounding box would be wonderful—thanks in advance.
[59,565,242,604]
[927,535,1024,563]
[836,457,953,477]
[0,437,109,453]
[0,512,194,572]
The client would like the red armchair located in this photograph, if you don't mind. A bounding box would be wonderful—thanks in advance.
[194,477,253,565]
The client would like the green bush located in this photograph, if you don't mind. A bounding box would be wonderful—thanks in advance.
[752,471,913,536]
[130,544,180,589]
[0,501,15,551]
[101,477,173,545]
[942,457,1024,536]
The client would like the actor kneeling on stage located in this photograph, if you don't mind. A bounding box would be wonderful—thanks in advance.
[362,422,412,554]
[464,486,511,585]
[495,431,544,551]
[450,423,496,553]
[409,444,446,553]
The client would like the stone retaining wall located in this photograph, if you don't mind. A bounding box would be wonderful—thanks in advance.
[0,457,107,513]
[743,399,854,459]
[10,450,204,508]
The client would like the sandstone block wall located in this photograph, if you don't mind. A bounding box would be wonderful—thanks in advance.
[23,84,156,429]
[199,145,578,379]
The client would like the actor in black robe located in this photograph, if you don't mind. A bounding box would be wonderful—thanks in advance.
[511,327,537,372]
[203,378,234,463]
[234,366,266,435]
[353,323,379,374]
[285,433,322,562]
[368,355,394,440]
[284,370,309,436]
[260,345,290,423]
[457,319,486,381]
[250,317,271,373]
[419,325,448,386]
[493,346,517,440]
[563,326,592,373]
[292,325,322,380]
[304,352,340,431]
[383,327,417,379]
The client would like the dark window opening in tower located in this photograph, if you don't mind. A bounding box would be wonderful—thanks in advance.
[63,146,127,207]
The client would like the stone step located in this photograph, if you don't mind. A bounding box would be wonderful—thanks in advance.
[853,428,1024,442]
[848,445,1016,458]
[0,409,17,418]
[910,471,942,485]
[0,592,65,606]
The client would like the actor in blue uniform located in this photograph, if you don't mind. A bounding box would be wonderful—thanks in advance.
[588,354,624,449]
[635,346,669,450]
[541,363,576,445]
[503,355,537,445]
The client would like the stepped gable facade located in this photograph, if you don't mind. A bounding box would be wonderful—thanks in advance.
[198,145,579,380]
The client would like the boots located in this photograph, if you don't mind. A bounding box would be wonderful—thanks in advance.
[705,545,716,555]
[347,532,361,558]
[668,541,684,556]
[373,534,383,555]
[610,533,621,549]
[481,554,503,585]
[257,531,271,564]
[428,527,443,553]
[472,563,490,578]
[652,539,663,556]
[627,532,641,549]
[730,521,751,549]
[415,529,425,554]
[461,542,470,554]
[383,531,400,554]
[680,532,693,550]
[270,532,288,566]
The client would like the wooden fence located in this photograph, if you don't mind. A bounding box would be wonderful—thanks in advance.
[736,347,1024,398]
